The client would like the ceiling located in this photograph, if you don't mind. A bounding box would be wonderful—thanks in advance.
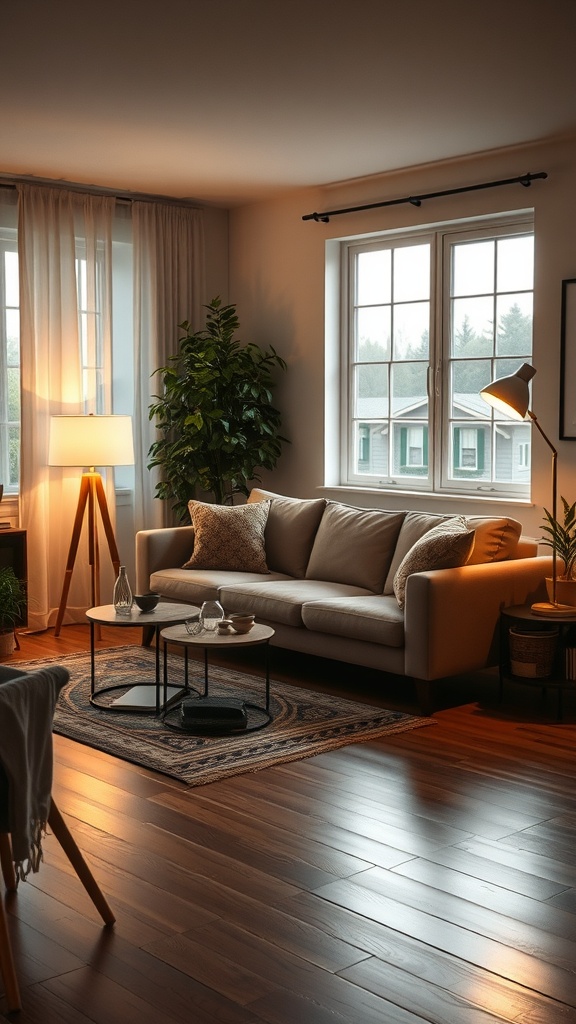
[2,0,576,207]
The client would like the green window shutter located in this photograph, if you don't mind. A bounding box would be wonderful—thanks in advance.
[400,427,407,467]
[423,426,429,468]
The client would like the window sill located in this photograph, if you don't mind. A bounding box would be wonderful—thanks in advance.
[318,485,533,508]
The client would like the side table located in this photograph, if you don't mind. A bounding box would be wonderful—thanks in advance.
[86,602,198,713]
[500,605,576,721]
[160,622,275,733]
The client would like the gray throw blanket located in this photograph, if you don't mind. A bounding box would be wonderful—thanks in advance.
[0,664,69,879]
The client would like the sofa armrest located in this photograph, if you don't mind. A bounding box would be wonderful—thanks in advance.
[135,526,194,594]
[404,555,552,680]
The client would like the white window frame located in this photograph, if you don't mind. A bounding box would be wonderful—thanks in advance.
[339,212,534,499]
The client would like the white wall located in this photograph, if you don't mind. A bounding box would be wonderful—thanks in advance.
[229,136,576,541]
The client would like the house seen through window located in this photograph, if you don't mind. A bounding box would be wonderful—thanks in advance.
[343,215,534,499]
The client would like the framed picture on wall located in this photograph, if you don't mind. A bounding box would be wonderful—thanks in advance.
[560,278,576,440]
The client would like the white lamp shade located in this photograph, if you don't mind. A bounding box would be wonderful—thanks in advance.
[480,362,536,420]
[48,415,135,468]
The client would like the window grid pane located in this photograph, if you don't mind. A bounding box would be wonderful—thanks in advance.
[445,230,533,492]
[350,241,432,484]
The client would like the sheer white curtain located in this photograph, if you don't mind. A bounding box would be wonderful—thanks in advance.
[17,185,115,631]
[132,201,205,531]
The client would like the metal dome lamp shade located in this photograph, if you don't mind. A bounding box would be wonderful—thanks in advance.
[480,362,572,617]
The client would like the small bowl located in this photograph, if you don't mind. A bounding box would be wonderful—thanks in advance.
[133,593,160,612]
[230,613,255,634]
[217,619,234,634]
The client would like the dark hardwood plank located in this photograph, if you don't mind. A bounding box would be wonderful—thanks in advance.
[2,623,576,1021]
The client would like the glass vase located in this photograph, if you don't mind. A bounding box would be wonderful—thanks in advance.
[199,600,224,632]
[113,565,133,617]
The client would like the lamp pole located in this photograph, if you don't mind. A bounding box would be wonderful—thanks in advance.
[527,411,558,607]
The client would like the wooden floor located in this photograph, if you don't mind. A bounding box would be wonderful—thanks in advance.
[2,624,576,1022]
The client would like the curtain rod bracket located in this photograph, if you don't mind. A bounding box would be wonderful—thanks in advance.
[302,171,547,223]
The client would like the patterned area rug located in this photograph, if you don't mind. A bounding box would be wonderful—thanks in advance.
[17,646,434,786]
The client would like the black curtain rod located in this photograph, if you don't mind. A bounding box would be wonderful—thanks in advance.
[0,173,202,210]
[302,171,548,223]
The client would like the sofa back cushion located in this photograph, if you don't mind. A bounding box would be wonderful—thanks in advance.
[305,501,406,593]
[248,488,326,577]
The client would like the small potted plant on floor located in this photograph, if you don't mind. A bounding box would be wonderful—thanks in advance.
[541,496,576,605]
[0,565,26,658]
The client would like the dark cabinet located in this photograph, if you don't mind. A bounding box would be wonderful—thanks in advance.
[0,529,27,627]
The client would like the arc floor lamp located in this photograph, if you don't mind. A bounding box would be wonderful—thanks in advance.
[480,361,572,617]
[48,414,135,636]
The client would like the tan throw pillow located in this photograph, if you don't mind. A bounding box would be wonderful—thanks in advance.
[183,500,270,573]
[393,516,475,608]
[465,516,522,564]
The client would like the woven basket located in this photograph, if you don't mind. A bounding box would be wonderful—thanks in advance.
[509,627,559,678]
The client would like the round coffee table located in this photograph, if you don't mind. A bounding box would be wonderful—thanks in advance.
[160,622,275,733]
[86,602,198,713]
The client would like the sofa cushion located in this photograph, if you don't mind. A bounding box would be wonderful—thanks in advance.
[248,488,326,577]
[393,516,475,608]
[465,516,522,563]
[219,578,374,627]
[301,595,405,647]
[305,502,406,593]
[184,499,270,573]
[150,567,288,606]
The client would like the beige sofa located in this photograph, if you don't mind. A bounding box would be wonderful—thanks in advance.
[135,488,551,711]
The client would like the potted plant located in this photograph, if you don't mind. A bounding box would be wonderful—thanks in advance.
[541,496,576,605]
[0,565,26,658]
[148,297,288,519]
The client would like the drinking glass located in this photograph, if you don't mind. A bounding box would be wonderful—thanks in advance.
[199,600,225,632]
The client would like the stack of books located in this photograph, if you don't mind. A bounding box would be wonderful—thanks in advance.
[565,648,576,681]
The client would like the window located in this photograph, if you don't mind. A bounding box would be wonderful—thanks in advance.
[0,232,19,491]
[0,219,133,494]
[76,248,106,412]
[341,215,534,498]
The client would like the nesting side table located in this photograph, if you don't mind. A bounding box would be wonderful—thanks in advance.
[160,622,275,733]
[86,602,198,713]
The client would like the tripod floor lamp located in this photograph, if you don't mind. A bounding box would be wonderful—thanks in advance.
[48,414,135,636]
[480,361,573,617]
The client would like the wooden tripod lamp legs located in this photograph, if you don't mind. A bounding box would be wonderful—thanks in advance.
[54,472,121,637]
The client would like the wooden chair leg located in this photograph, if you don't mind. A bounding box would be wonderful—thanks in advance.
[0,835,17,893]
[0,898,21,1012]
[47,800,115,927]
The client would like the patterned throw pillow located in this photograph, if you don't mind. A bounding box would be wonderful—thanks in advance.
[393,516,475,608]
[183,500,271,573]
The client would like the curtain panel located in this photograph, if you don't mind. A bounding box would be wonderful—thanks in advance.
[16,185,206,630]
[132,201,205,531]
[17,185,115,631]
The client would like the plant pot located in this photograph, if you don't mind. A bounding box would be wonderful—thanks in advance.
[545,577,576,607]
[0,629,15,659]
